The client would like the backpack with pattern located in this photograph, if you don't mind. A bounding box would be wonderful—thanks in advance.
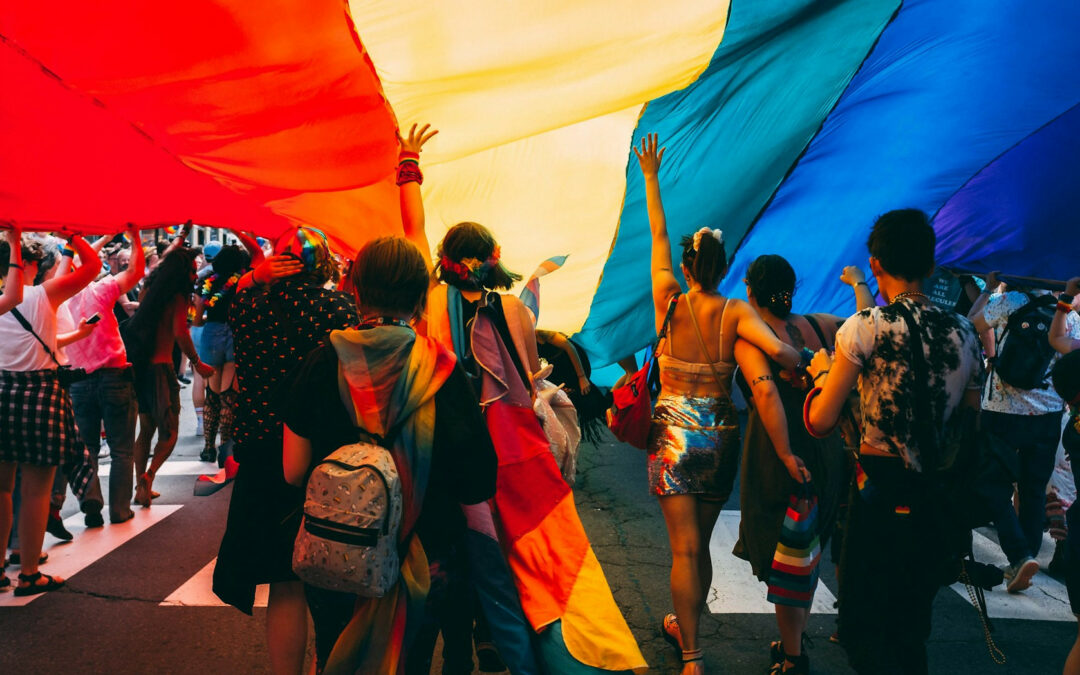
[292,430,404,597]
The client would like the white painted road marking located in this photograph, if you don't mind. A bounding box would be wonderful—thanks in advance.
[161,558,269,608]
[707,512,839,615]
[97,460,216,478]
[0,506,182,607]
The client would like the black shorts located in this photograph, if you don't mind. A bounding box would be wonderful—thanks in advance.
[134,363,180,437]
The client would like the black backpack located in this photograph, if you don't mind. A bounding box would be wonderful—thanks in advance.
[993,293,1057,390]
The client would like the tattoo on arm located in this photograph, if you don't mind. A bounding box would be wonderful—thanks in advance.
[751,374,774,387]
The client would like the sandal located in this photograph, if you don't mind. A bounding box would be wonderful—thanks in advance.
[14,571,65,597]
[8,551,48,566]
[769,633,813,666]
[767,652,809,675]
[0,575,10,592]
[662,612,683,650]
[682,648,704,672]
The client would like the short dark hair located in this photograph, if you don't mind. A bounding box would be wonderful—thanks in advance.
[436,221,521,291]
[351,237,429,317]
[679,231,727,290]
[867,209,936,282]
[746,254,796,318]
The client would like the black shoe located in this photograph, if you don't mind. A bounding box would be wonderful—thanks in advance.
[84,510,105,528]
[475,642,505,673]
[200,447,217,463]
[46,513,74,541]
[177,375,191,385]
[217,439,234,469]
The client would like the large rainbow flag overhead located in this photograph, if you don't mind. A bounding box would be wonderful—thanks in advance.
[3,0,1078,361]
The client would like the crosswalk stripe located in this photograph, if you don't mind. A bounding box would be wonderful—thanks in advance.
[949,529,1074,622]
[161,558,269,608]
[97,460,217,478]
[0,506,182,607]
[707,512,838,615]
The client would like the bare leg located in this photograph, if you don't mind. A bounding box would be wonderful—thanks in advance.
[659,495,708,674]
[0,463,15,567]
[134,413,155,478]
[18,464,62,580]
[148,427,179,478]
[776,605,809,659]
[1066,621,1080,675]
[267,581,310,675]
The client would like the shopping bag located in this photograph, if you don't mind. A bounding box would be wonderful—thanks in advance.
[766,481,822,608]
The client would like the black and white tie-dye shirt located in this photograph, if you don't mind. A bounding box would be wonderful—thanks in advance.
[835,299,984,471]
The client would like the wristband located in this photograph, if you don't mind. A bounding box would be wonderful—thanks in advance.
[1060,293,1075,305]
[1058,300,1075,314]
[398,150,420,162]
[62,246,76,258]
[803,387,834,439]
[854,281,869,288]
[396,162,423,186]
[7,263,23,270]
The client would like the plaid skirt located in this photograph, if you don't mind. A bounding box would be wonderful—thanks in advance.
[0,369,94,498]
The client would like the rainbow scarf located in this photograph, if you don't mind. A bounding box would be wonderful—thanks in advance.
[427,285,647,674]
[322,325,456,675]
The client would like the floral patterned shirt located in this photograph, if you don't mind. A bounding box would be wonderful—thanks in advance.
[835,299,984,471]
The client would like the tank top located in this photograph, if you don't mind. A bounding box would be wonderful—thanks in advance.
[0,285,58,371]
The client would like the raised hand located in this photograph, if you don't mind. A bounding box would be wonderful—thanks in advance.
[633,133,666,178]
[3,223,21,245]
[252,254,304,285]
[985,271,1001,292]
[840,265,866,287]
[1065,276,1080,297]
[397,123,439,155]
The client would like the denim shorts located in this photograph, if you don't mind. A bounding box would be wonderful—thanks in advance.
[198,321,235,367]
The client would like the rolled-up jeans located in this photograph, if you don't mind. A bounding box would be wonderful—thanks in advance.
[67,368,137,522]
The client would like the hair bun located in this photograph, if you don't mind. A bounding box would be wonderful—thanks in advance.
[692,227,724,251]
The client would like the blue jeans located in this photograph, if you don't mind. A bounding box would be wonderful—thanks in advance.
[982,410,1063,565]
[68,368,137,522]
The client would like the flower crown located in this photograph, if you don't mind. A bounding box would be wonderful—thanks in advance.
[692,227,724,251]
[440,246,502,286]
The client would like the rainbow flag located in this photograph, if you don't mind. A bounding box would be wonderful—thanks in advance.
[519,255,568,321]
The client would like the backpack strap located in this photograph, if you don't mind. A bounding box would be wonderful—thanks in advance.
[892,302,940,472]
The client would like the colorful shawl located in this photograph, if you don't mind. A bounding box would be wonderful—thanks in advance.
[322,325,456,675]
[427,284,647,674]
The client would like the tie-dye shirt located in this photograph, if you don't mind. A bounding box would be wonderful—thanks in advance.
[835,299,984,471]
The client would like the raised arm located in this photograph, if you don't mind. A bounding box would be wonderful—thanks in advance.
[732,300,801,370]
[115,224,146,295]
[634,133,681,326]
[1051,277,1080,355]
[967,271,999,334]
[735,339,809,483]
[0,225,24,315]
[840,266,876,311]
[162,220,193,258]
[42,235,101,308]
[397,123,439,271]
[230,229,265,267]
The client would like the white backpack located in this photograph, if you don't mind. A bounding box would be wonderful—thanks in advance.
[292,437,403,597]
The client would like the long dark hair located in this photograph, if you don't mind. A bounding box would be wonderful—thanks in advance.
[746,254,797,318]
[125,248,197,346]
[436,221,521,291]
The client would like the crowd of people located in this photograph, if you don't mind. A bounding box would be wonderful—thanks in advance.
[1,125,1079,675]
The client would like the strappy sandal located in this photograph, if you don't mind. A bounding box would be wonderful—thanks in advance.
[682,648,704,671]
[767,651,809,675]
[769,633,813,666]
[662,612,683,650]
[14,571,65,597]
[0,575,10,592]
[8,551,48,566]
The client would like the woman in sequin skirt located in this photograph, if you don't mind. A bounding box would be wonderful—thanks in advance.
[635,134,803,674]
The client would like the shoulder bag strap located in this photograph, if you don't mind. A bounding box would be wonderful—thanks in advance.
[10,308,62,368]
[684,292,728,390]
[646,294,680,392]
[892,302,940,471]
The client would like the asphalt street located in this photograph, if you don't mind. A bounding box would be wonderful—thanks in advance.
[1,389,1074,674]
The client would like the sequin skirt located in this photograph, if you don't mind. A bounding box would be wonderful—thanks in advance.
[647,393,740,498]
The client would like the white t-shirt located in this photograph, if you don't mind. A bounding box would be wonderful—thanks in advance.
[835,299,984,471]
[981,291,1080,415]
[0,285,58,371]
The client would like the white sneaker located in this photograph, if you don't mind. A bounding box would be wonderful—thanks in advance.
[1005,557,1039,593]
[195,415,204,437]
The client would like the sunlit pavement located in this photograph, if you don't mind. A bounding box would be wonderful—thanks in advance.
[1,390,1073,673]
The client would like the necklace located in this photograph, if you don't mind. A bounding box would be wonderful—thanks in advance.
[358,316,411,329]
[891,290,929,304]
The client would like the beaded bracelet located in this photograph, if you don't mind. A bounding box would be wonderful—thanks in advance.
[396,162,423,186]
[1058,300,1075,313]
